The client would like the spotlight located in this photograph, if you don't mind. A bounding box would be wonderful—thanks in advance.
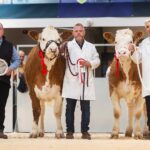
[77,0,87,4]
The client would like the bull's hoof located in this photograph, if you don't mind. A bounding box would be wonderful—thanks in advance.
[110,134,119,139]
[55,133,65,139]
[125,132,132,137]
[39,132,44,137]
[29,133,38,138]
[134,133,143,139]
[125,129,133,137]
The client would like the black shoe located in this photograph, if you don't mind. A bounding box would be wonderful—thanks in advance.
[0,132,8,139]
[66,132,74,139]
[81,132,91,140]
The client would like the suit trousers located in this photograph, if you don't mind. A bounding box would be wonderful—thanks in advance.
[65,98,90,133]
[145,96,150,131]
[0,81,10,132]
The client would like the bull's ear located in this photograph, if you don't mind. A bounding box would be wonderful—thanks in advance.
[103,32,115,43]
[22,30,39,41]
[60,31,73,42]
[133,31,144,45]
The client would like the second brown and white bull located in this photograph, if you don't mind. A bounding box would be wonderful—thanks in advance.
[103,29,148,139]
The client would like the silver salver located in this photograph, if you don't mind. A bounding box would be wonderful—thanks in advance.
[0,58,8,76]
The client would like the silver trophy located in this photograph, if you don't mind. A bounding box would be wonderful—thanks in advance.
[0,58,8,76]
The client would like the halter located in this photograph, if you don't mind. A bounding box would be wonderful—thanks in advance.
[43,40,60,53]
[38,39,61,75]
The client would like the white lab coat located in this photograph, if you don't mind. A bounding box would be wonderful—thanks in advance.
[131,37,150,97]
[62,39,100,101]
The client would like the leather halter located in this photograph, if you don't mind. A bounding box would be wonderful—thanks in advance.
[38,40,61,75]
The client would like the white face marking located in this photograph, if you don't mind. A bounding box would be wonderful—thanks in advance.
[115,29,133,59]
[115,29,134,81]
[39,26,61,59]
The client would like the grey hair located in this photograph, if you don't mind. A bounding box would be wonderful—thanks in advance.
[0,23,3,28]
[145,19,150,26]
[73,23,85,30]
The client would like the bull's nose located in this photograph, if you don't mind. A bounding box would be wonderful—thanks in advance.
[50,48,57,53]
[118,48,127,56]
[118,51,126,55]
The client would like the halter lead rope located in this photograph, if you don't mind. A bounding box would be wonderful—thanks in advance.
[64,44,89,100]
[132,44,149,91]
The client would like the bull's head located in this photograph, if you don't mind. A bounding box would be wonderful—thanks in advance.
[103,29,143,63]
[23,26,72,60]
[39,26,61,60]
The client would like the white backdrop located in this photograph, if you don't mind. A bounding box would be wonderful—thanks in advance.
[4,84,13,132]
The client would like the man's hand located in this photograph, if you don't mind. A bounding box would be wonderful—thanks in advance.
[79,60,91,68]
[128,43,135,53]
[5,68,13,76]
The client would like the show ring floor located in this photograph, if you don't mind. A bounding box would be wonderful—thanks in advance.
[0,133,150,150]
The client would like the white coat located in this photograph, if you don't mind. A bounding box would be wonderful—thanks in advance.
[131,37,150,97]
[62,39,100,101]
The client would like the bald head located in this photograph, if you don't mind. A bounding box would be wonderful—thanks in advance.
[19,50,25,56]
[19,50,25,64]
[145,19,150,26]
[145,19,150,36]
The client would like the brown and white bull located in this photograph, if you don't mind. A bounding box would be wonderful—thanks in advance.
[24,26,71,138]
[103,29,148,139]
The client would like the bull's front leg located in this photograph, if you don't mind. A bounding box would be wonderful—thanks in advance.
[29,91,41,138]
[30,100,41,138]
[111,92,121,139]
[38,101,45,137]
[134,98,145,139]
[125,101,134,137]
[54,94,64,139]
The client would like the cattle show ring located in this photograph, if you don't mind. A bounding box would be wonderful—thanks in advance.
[1,0,150,150]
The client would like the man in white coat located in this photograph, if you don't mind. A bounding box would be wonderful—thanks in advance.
[129,19,150,139]
[62,23,100,140]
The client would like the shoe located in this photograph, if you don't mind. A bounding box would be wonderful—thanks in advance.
[81,132,91,140]
[0,132,8,139]
[66,132,74,139]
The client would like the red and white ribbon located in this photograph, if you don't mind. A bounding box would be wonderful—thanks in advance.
[77,58,86,84]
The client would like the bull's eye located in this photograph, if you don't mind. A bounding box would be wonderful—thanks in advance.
[57,39,61,43]
[115,41,117,44]
[129,41,133,44]
[56,41,60,44]
[42,38,46,41]
[56,39,61,45]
